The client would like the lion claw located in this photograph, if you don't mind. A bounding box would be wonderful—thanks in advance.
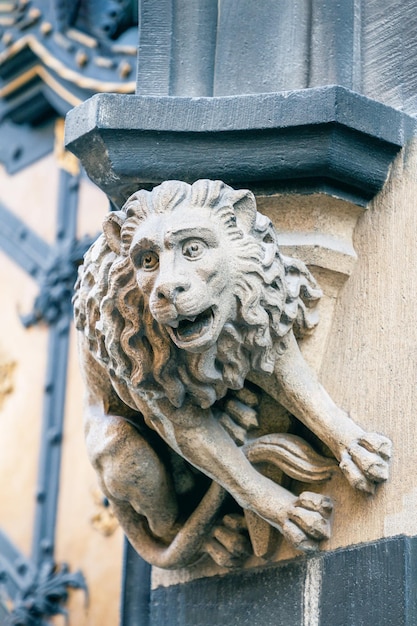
[358,433,392,461]
[340,432,392,493]
[204,513,251,568]
[282,491,333,551]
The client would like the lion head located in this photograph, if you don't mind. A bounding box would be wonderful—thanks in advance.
[74,180,321,409]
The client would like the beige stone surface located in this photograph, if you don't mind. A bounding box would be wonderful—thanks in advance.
[54,326,123,626]
[153,144,417,587]
[0,159,120,623]
[318,141,417,549]
[76,173,109,240]
[0,155,58,244]
[257,193,363,373]
[0,252,47,554]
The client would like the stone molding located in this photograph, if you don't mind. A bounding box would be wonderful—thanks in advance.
[65,86,414,207]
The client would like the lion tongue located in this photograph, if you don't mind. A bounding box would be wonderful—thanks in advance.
[176,309,212,340]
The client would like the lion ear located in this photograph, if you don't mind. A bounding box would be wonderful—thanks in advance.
[231,189,257,233]
[103,211,126,255]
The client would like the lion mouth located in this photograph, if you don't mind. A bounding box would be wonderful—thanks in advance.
[167,308,215,347]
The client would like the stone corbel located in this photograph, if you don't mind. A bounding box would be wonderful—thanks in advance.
[64,85,408,571]
[71,177,392,570]
[65,86,412,372]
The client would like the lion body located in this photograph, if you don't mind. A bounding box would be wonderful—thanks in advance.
[74,180,391,567]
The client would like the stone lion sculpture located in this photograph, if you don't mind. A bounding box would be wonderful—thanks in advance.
[74,179,391,569]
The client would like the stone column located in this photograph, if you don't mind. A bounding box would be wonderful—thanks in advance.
[65,2,417,624]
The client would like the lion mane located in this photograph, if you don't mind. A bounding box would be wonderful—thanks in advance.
[74,180,322,410]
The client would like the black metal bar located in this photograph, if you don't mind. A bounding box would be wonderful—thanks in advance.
[0,202,50,280]
[56,169,79,243]
[31,317,71,566]
[31,168,79,566]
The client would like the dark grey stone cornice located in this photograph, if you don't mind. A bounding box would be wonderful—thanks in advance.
[65,86,415,207]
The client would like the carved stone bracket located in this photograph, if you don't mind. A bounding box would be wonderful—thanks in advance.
[63,73,404,574]
[73,180,392,571]
[66,88,395,373]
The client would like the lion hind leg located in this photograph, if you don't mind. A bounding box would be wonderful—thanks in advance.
[111,481,227,569]
[85,408,179,540]
[283,491,333,552]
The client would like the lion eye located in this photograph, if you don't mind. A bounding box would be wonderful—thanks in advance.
[140,251,159,270]
[182,240,206,259]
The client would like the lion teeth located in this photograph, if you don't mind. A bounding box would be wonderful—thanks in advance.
[168,307,215,345]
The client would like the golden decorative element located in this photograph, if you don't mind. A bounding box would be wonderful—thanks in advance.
[111,44,137,56]
[0,4,16,12]
[118,60,132,79]
[54,118,80,176]
[90,489,119,537]
[1,31,14,45]
[28,8,41,19]
[75,50,88,67]
[0,64,82,107]
[0,360,16,411]
[67,28,97,49]
[93,56,115,69]
[0,65,38,96]
[40,21,52,36]
[0,34,135,92]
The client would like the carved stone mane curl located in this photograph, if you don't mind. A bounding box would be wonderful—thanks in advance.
[74,180,322,409]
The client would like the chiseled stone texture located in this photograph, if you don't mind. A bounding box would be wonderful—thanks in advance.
[150,536,417,626]
[152,142,417,589]
[318,141,417,551]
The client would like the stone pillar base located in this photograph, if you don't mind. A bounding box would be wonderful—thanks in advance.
[148,535,417,626]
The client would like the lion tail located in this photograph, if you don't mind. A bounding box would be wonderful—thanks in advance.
[244,433,338,483]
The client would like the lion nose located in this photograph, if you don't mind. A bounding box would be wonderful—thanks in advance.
[155,280,189,303]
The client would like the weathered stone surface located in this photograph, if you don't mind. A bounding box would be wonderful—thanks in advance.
[65,87,409,207]
[149,536,417,626]
[74,179,391,570]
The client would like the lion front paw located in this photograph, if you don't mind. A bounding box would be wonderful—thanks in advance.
[203,513,252,568]
[281,491,333,553]
[339,432,392,494]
